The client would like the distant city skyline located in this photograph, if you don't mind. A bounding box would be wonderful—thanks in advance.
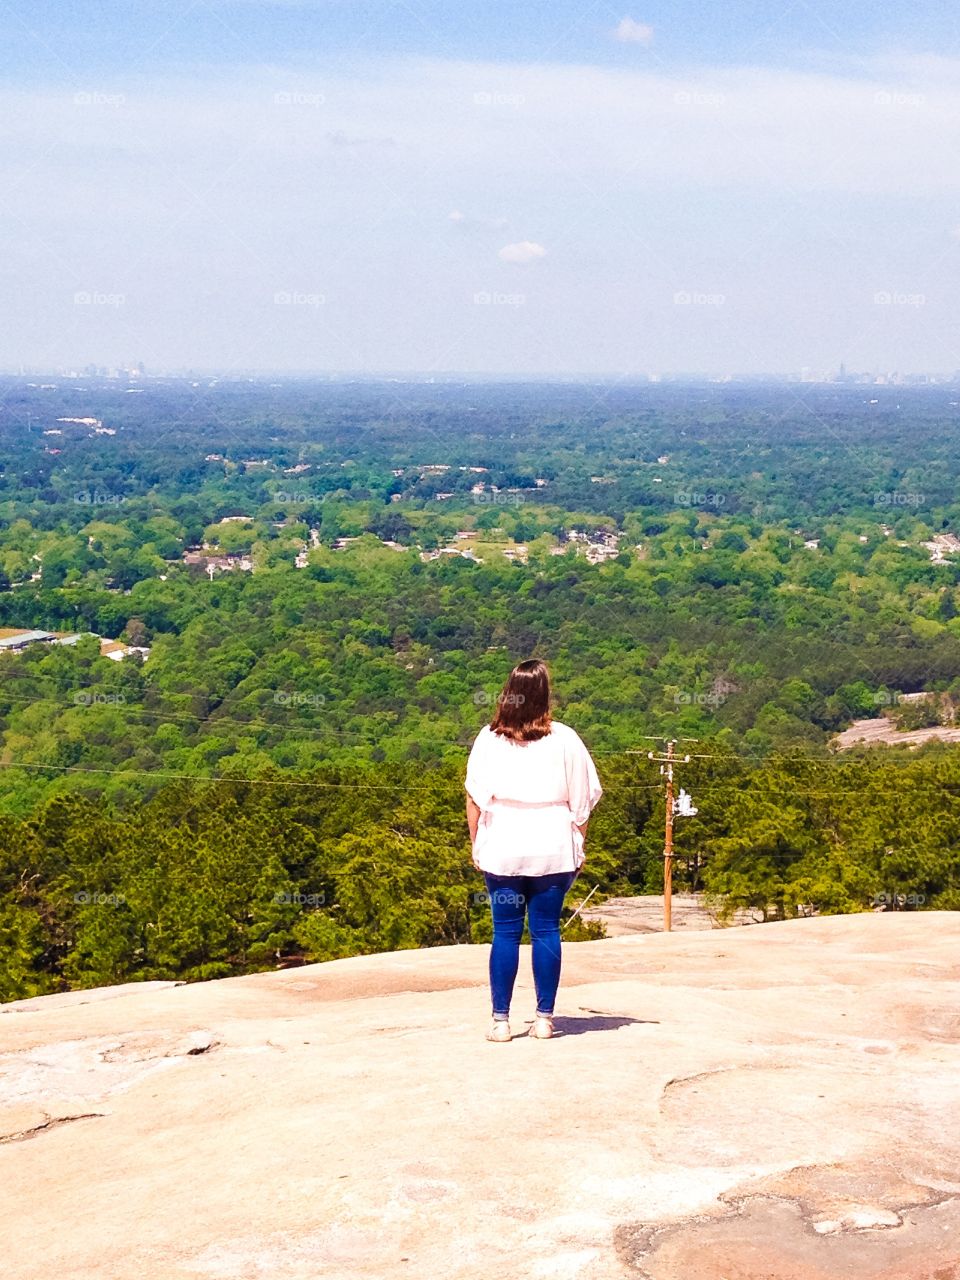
[5,364,958,389]
[2,1,960,376]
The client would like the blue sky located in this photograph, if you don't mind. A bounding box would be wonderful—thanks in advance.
[4,1,955,77]
[2,0,960,375]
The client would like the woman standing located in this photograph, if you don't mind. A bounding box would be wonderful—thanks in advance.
[465,659,602,1042]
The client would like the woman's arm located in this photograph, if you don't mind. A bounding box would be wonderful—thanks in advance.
[464,729,490,867]
[466,794,481,844]
[565,729,601,861]
[466,794,483,869]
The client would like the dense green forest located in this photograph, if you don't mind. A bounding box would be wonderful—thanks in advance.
[2,375,959,999]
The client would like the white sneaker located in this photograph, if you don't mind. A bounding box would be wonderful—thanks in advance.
[486,1019,511,1042]
[530,1015,554,1040]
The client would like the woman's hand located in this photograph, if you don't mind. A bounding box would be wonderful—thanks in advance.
[574,818,588,872]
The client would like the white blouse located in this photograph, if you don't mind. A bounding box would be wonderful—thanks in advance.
[465,721,603,876]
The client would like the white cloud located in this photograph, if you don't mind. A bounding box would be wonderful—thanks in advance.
[615,18,654,45]
[498,240,547,264]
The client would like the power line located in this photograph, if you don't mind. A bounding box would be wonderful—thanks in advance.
[0,760,440,791]
[0,689,415,743]
[0,758,670,794]
[0,757,932,799]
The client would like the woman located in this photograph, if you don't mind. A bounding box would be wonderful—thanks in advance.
[465,659,602,1042]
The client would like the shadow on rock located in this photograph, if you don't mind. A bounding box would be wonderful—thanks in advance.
[549,1012,656,1036]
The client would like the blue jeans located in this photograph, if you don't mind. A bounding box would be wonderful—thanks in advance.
[483,870,578,1018]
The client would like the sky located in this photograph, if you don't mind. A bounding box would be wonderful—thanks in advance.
[2,0,960,377]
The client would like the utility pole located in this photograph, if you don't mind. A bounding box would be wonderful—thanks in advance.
[647,740,692,932]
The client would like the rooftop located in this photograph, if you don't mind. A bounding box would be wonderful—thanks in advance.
[0,629,55,650]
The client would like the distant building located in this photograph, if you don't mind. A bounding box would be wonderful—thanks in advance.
[0,630,148,662]
[923,534,960,563]
[420,547,482,563]
[565,528,621,563]
[183,550,253,573]
[101,639,150,662]
[0,629,56,653]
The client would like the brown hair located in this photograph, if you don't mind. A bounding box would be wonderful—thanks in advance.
[490,659,552,742]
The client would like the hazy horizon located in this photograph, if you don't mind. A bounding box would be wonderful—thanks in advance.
[3,367,956,384]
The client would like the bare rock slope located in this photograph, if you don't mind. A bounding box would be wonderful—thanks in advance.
[2,913,959,1280]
